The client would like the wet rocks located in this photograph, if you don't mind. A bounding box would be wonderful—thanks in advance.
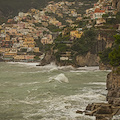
[83,103,120,120]
[76,110,84,114]
[40,51,56,66]
[112,0,120,11]
[106,68,120,106]
[80,67,120,120]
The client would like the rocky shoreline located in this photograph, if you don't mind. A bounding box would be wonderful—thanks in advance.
[76,67,120,120]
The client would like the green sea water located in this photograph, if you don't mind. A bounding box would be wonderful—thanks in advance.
[0,62,109,120]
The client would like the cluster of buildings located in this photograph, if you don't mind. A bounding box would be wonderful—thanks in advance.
[0,9,55,62]
[0,1,86,62]
[85,0,115,26]
[45,1,84,25]
[1,0,117,62]
[0,22,42,62]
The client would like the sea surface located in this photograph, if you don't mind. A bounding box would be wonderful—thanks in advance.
[0,62,110,120]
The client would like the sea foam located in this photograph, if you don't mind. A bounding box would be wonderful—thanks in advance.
[49,73,69,83]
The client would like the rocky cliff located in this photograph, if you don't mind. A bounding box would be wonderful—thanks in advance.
[112,0,120,11]
[107,67,120,106]
[40,51,56,66]
[80,67,120,120]
[75,29,116,68]
[76,52,99,67]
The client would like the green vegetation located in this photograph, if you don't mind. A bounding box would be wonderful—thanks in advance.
[53,29,98,62]
[116,12,120,23]
[102,14,109,19]
[53,33,71,61]
[99,34,120,67]
[47,25,62,32]
[109,34,120,66]
[103,12,120,25]
[0,17,7,24]
[99,48,112,65]
[35,38,43,51]
[72,29,97,55]
[53,34,71,52]
[34,23,42,27]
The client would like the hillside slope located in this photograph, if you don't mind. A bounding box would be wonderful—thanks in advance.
[0,0,97,24]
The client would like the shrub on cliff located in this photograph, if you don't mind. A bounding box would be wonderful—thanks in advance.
[99,48,112,65]
[99,34,120,66]
[109,34,120,66]
[72,29,97,55]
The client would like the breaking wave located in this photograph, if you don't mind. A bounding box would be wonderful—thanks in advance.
[49,73,69,83]
[87,82,106,86]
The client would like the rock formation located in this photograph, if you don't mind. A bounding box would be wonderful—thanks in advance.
[107,67,120,106]
[77,67,120,119]
[76,52,99,67]
[40,51,56,66]
[112,0,120,11]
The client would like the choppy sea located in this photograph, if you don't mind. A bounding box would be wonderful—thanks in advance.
[0,62,110,120]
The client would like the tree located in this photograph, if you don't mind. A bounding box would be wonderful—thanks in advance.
[99,48,112,65]
[116,12,120,23]
[109,34,120,66]
[102,14,109,19]
[72,29,97,55]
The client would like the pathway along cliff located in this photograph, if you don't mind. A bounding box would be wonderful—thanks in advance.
[78,67,120,120]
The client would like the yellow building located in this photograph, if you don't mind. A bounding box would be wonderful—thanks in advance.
[0,48,10,53]
[14,55,25,60]
[0,25,2,29]
[70,31,83,38]
[1,30,5,34]
[23,37,35,48]
[4,52,17,56]
[34,47,39,52]
[5,35,11,41]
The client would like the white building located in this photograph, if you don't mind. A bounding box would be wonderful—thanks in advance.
[93,8,105,19]
[18,12,25,17]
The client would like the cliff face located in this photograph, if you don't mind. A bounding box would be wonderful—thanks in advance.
[83,68,120,120]
[112,0,120,11]
[76,52,99,67]
[107,68,120,106]
[40,51,56,66]
[75,30,116,67]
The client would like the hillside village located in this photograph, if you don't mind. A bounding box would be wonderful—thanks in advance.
[0,0,120,64]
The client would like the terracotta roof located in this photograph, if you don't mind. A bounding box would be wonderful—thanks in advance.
[94,8,105,13]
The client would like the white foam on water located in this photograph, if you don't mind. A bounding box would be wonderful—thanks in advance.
[87,82,106,86]
[18,82,40,86]
[20,87,106,120]
[58,65,75,70]
[40,62,58,70]
[49,73,69,83]
[113,115,120,120]
[18,100,41,105]
[8,62,75,72]
[77,66,99,71]
[8,62,39,66]
[70,70,89,73]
